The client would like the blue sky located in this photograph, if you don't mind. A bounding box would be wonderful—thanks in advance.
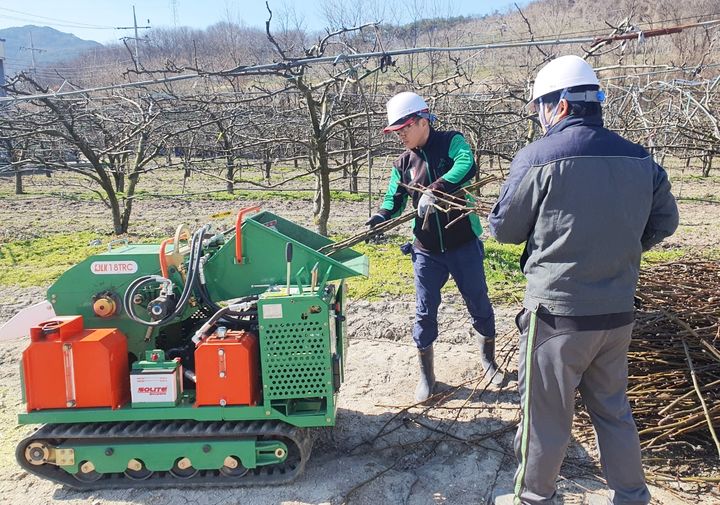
[0,1,529,44]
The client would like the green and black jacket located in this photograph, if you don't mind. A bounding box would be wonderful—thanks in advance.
[376,128,483,252]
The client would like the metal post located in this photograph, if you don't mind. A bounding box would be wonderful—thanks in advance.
[132,6,140,66]
[19,32,45,77]
[0,38,5,97]
[29,32,36,74]
[115,6,150,69]
[367,150,372,217]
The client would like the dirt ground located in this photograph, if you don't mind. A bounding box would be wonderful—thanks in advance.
[0,169,719,505]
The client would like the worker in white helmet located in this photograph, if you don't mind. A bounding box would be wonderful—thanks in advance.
[366,91,501,403]
[489,55,678,504]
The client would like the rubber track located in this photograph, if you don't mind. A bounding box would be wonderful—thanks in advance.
[16,419,313,489]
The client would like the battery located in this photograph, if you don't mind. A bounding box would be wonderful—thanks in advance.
[130,349,182,408]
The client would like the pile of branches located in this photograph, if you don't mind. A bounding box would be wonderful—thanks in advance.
[578,261,720,481]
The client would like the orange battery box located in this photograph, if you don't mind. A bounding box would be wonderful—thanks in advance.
[22,315,130,412]
[194,329,260,407]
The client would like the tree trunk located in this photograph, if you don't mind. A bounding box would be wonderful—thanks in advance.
[346,129,359,193]
[15,168,24,194]
[315,142,331,237]
[120,171,141,234]
[264,150,272,182]
[226,156,235,194]
[313,172,321,218]
[118,133,147,234]
[114,172,125,193]
[316,169,331,236]
[109,154,125,193]
[702,152,713,177]
[106,185,124,235]
[342,137,349,179]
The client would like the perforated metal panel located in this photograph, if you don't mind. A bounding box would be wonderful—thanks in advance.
[259,299,332,400]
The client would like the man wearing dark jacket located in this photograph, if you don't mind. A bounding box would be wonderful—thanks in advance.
[490,56,679,505]
[367,91,501,402]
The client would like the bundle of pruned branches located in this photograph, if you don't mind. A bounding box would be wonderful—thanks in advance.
[576,260,720,481]
[319,175,498,255]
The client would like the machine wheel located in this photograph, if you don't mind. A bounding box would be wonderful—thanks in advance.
[74,461,102,482]
[219,456,249,477]
[169,457,198,479]
[124,459,153,480]
[24,442,50,465]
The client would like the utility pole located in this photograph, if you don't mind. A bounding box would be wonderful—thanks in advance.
[19,30,46,76]
[0,38,6,96]
[115,5,151,67]
[170,0,178,27]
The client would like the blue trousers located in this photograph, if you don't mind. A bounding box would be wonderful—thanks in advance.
[411,238,495,349]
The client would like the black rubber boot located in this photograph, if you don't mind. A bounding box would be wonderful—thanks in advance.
[478,334,504,386]
[415,346,436,402]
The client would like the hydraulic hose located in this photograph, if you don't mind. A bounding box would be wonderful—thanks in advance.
[123,225,208,326]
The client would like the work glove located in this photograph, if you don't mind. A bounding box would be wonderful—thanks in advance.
[365,214,386,228]
[417,191,436,218]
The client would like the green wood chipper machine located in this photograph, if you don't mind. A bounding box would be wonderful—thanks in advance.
[8,207,367,489]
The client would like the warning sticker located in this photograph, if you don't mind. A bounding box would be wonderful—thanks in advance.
[262,303,283,319]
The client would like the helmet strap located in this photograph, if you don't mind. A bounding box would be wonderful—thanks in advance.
[540,88,568,133]
[416,111,437,124]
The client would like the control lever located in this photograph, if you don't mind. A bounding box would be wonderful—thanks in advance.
[285,242,293,294]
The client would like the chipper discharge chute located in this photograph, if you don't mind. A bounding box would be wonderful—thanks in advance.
[10,207,367,489]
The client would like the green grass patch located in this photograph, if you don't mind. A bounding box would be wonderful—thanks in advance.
[345,236,525,303]
[483,240,526,303]
[670,173,720,184]
[641,246,720,264]
[346,236,415,300]
[0,232,106,287]
[641,248,687,266]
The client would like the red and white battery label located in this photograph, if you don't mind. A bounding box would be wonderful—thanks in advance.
[90,261,138,275]
[130,373,177,403]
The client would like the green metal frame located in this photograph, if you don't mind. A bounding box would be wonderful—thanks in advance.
[257,291,336,423]
[19,282,348,429]
[24,209,362,430]
[204,211,367,301]
[19,402,331,428]
[59,439,286,474]
[46,244,194,358]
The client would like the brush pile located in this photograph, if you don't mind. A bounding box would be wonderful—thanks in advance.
[578,260,720,481]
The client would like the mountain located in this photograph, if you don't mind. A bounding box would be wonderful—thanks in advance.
[0,25,103,77]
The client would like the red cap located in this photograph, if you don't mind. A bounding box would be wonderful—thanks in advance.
[382,115,416,134]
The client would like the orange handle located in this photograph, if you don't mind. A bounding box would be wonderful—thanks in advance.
[159,238,174,278]
[159,225,190,278]
[235,206,261,263]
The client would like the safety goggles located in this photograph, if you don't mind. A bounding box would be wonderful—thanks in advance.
[382,110,437,134]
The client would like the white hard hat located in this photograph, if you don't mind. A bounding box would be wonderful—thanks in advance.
[529,55,600,111]
[383,92,430,133]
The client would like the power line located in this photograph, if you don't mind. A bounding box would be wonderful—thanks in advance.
[115,6,151,67]
[0,7,114,29]
[487,10,720,46]
[2,18,719,103]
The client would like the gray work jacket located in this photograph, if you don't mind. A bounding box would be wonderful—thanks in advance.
[489,115,679,316]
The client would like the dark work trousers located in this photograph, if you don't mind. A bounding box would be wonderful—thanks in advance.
[512,309,650,505]
[410,238,495,349]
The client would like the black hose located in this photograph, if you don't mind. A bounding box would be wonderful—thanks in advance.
[123,225,264,328]
[123,225,207,326]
